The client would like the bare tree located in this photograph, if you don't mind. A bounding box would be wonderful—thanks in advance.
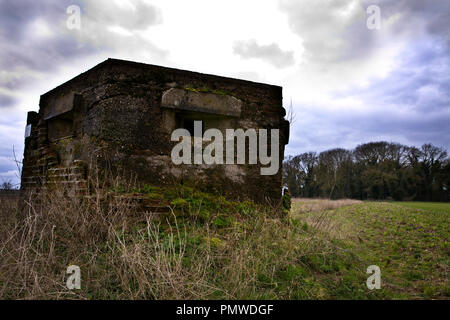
[285,98,296,127]
[1,180,13,190]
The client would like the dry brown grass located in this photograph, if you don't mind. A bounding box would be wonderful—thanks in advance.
[291,198,362,241]
[3,184,440,299]
[0,172,219,299]
[0,172,327,299]
[292,198,361,213]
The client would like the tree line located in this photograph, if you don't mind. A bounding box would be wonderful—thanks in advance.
[283,142,450,201]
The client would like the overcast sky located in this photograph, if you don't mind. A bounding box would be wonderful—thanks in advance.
[1,0,449,186]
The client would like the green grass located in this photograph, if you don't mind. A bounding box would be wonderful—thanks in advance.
[393,201,450,214]
[292,200,450,299]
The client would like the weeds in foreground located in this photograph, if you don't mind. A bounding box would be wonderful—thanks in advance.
[0,177,447,299]
[0,175,363,300]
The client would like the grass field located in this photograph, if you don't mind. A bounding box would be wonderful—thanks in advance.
[393,201,450,214]
[0,184,448,299]
[291,199,449,299]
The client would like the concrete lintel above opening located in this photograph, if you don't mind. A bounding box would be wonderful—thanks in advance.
[43,93,83,121]
[161,88,242,117]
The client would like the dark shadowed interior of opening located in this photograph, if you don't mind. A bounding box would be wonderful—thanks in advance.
[175,112,210,136]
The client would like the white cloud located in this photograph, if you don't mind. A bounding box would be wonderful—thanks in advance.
[233,40,295,68]
[29,18,54,39]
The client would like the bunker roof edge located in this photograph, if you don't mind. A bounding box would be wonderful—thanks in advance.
[41,58,283,99]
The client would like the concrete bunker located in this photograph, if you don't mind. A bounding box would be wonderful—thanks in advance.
[21,58,289,205]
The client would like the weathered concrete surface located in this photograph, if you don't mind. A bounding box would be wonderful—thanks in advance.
[21,58,289,205]
[161,88,242,117]
[43,92,77,120]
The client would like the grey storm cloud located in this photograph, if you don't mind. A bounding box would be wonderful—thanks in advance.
[373,0,450,42]
[279,0,450,63]
[0,0,166,108]
[287,99,450,157]
[280,0,450,155]
[0,0,93,72]
[288,58,450,157]
[0,0,95,109]
[334,39,450,112]
[233,40,295,68]
[0,94,17,108]
[278,0,367,63]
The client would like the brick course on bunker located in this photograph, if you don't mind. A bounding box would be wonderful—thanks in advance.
[21,58,289,204]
